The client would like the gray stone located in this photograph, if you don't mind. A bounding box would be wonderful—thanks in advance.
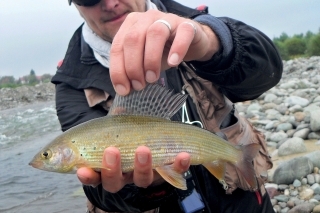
[308,174,316,185]
[265,120,280,130]
[246,103,262,114]
[281,207,289,213]
[267,142,278,147]
[277,123,294,132]
[296,123,310,131]
[279,184,289,190]
[311,183,320,190]
[291,190,299,196]
[305,151,320,168]
[266,108,282,120]
[264,93,278,103]
[285,96,310,107]
[314,194,320,201]
[289,105,304,113]
[270,132,288,143]
[287,203,316,213]
[315,187,320,195]
[278,137,307,156]
[274,195,290,202]
[308,132,320,140]
[293,128,310,139]
[310,109,320,131]
[273,157,313,184]
[293,179,302,187]
[301,178,308,185]
[315,174,320,184]
[277,104,289,115]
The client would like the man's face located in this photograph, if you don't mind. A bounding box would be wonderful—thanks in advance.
[75,0,146,42]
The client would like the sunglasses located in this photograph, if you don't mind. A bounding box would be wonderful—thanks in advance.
[68,0,101,7]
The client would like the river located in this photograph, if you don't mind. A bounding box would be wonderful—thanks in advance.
[0,102,85,213]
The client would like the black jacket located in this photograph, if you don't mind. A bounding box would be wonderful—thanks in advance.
[51,1,281,212]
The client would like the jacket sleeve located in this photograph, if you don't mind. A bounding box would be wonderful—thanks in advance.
[55,82,108,131]
[189,16,283,103]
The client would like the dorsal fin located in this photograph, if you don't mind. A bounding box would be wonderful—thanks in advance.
[107,83,188,119]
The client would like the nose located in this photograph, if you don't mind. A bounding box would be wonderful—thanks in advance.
[100,0,119,11]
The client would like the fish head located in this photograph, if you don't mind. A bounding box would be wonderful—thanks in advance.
[29,139,79,173]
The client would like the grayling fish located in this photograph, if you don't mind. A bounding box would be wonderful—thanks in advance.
[29,84,260,190]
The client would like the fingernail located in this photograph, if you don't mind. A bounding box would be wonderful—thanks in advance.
[137,153,148,164]
[181,158,189,167]
[115,84,127,96]
[131,80,143,91]
[106,152,116,165]
[169,53,180,65]
[146,70,157,83]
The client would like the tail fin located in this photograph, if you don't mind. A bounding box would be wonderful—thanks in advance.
[236,143,261,191]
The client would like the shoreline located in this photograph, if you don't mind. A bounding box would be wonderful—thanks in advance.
[0,82,55,111]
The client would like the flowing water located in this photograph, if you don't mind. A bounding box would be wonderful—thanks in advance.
[0,102,85,213]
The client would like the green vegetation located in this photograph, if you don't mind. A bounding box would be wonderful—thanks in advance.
[0,69,53,89]
[273,28,320,60]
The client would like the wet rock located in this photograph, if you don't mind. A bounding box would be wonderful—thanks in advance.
[278,137,307,156]
[273,157,313,184]
[287,203,316,213]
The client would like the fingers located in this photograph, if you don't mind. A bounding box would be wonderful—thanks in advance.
[144,19,172,83]
[101,147,125,193]
[110,12,153,96]
[173,152,191,173]
[77,147,191,192]
[77,167,101,187]
[133,146,154,188]
[110,12,215,96]
[167,21,198,66]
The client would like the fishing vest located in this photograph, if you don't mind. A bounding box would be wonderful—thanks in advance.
[178,62,273,194]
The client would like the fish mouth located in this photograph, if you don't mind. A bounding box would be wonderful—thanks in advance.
[29,160,43,169]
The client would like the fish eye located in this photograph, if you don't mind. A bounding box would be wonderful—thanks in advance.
[41,150,52,159]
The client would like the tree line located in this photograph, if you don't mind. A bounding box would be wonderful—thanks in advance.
[1,29,320,88]
[0,69,53,89]
[273,28,320,60]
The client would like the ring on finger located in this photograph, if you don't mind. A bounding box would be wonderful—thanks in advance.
[154,19,172,32]
[183,21,197,35]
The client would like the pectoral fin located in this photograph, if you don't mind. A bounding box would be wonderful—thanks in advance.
[76,161,111,171]
[155,165,187,190]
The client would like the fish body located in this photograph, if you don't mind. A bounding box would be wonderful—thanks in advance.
[29,84,260,190]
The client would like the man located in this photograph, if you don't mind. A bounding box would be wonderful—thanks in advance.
[51,0,282,212]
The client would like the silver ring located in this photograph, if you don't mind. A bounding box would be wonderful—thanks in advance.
[184,22,197,35]
[154,19,172,31]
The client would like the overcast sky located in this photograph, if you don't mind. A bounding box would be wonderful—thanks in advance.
[0,0,319,78]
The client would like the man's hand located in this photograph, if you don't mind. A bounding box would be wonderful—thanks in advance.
[77,146,191,193]
[109,10,220,96]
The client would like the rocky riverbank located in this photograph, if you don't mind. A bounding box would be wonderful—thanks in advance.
[0,82,55,111]
[1,56,320,212]
[235,56,320,212]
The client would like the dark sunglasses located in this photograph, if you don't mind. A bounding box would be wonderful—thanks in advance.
[68,0,101,7]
